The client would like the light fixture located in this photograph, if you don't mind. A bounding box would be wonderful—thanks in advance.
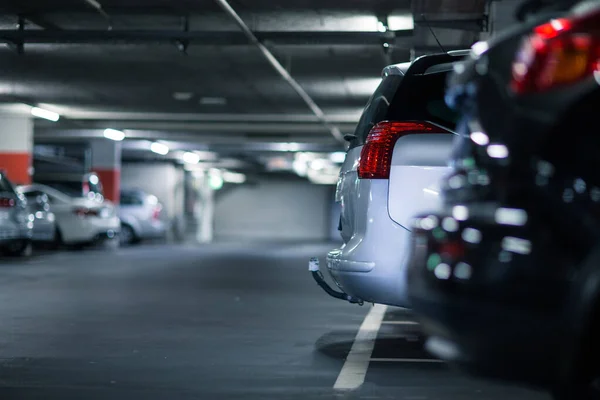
[150,142,169,155]
[470,131,489,146]
[182,152,200,164]
[173,92,194,101]
[310,159,327,171]
[329,151,346,164]
[31,106,60,122]
[280,142,301,152]
[387,14,414,30]
[199,97,227,106]
[487,144,509,159]
[209,175,224,190]
[222,171,246,184]
[103,128,125,141]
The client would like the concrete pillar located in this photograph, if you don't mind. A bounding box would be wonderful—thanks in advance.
[90,139,121,204]
[0,113,33,185]
[195,172,215,243]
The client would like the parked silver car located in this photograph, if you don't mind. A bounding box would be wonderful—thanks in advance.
[19,189,57,244]
[119,189,166,245]
[0,173,32,256]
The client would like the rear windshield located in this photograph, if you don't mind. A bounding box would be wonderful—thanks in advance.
[38,181,83,197]
[121,192,144,206]
[0,175,14,193]
[351,66,459,148]
[350,74,403,148]
[387,70,459,130]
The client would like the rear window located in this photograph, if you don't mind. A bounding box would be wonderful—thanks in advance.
[351,63,460,148]
[387,70,459,130]
[0,175,15,193]
[38,181,83,197]
[350,75,403,148]
[121,192,144,206]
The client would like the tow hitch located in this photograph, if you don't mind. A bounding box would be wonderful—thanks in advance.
[309,257,363,305]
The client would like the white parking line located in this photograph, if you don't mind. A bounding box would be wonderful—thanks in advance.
[334,304,387,391]
[381,321,419,325]
[369,358,444,363]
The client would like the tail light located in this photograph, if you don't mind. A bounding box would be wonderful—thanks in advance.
[358,121,450,179]
[152,205,162,221]
[511,9,600,94]
[73,207,99,217]
[0,198,15,208]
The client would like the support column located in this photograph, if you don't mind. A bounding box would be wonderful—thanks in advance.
[0,113,33,185]
[195,172,215,243]
[90,139,121,204]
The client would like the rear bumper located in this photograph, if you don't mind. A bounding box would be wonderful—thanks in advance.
[326,224,412,307]
[137,221,167,239]
[407,208,571,387]
[410,288,564,387]
[62,216,120,244]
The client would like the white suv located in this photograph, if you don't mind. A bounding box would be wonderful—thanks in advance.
[316,51,468,307]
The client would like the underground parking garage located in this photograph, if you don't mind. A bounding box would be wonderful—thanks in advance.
[0,0,597,399]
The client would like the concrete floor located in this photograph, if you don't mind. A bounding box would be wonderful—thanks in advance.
[0,242,550,400]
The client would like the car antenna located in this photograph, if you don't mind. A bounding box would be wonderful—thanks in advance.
[421,13,447,54]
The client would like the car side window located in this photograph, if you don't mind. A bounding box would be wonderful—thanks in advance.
[121,193,144,206]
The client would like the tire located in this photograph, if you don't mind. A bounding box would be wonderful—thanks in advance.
[552,305,600,400]
[119,224,137,246]
[49,228,63,250]
[3,240,32,257]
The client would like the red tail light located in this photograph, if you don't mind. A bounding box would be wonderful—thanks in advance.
[511,10,600,94]
[358,121,450,179]
[438,241,466,260]
[152,206,162,221]
[73,207,99,217]
[0,198,15,208]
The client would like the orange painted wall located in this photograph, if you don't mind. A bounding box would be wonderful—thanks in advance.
[0,153,31,185]
[93,168,120,204]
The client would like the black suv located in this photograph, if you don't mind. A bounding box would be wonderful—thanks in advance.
[407,1,600,399]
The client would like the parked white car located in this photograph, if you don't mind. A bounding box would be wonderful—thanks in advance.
[119,189,167,245]
[0,173,32,256]
[313,51,469,307]
[18,184,120,246]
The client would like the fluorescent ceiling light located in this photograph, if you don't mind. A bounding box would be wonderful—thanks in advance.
[222,171,246,184]
[387,14,414,31]
[150,142,169,155]
[310,159,327,171]
[199,97,227,106]
[487,144,509,159]
[173,92,194,101]
[103,128,125,141]
[182,152,200,164]
[329,151,346,163]
[31,107,60,122]
[280,142,301,152]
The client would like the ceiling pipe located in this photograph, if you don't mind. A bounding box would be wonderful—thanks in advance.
[213,0,346,144]
[83,0,113,29]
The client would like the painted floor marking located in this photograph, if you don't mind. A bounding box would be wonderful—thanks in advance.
[369,358,443,363]
[334,304,387,390]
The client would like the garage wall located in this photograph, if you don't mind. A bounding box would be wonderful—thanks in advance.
[214,176,334,241]
[121,162,185,231]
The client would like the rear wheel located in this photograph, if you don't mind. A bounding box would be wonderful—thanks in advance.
[119,224,137,246]
[552,304,600,400]
[3,239,32,257]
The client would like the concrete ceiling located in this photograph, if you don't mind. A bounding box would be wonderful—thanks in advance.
[0,0,489,159]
